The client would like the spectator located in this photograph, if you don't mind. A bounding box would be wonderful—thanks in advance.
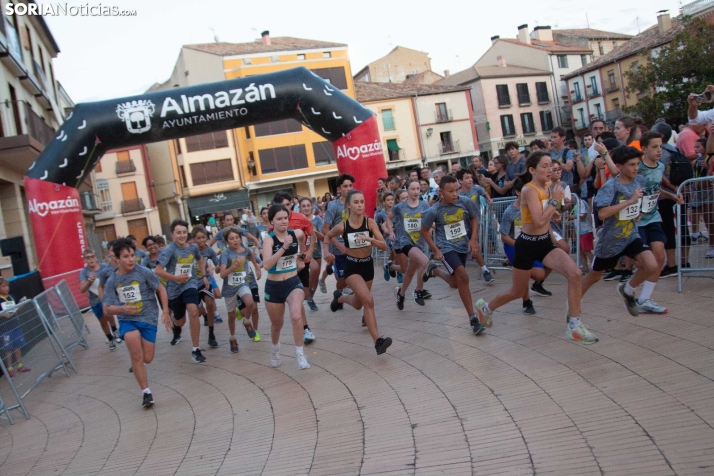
[451,163,462,175]
[481,155,509,199]
[471,156,488,175]
[529,139,546,152]
[502,141,526,195]
[590,119,606,137]
[550,127,576,185]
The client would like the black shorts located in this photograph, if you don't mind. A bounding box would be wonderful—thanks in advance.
[168,288,200,319]
[297,265,310,288]
[592,238,650,272]
[512,232,557,270]
[441,251,468,275]
[395,244,416,256]
[264,275,304,303]
[344,255,375,282]
[237,287,261,310]
[637,222,666,246]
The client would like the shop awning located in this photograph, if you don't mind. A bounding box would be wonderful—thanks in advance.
[187,189,251,216]
[386,139,401,151]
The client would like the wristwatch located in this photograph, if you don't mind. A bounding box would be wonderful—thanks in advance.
[298,253,306,260]
[547,199,559,208]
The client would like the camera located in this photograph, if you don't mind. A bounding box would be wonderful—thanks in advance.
[696,91,712,103]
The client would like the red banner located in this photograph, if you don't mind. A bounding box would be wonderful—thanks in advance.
[332,115,387,219]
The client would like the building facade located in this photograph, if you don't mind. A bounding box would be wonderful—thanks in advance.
[552,29,632,59]
[354,46,442,84]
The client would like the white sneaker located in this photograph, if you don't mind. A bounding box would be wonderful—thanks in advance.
[297,353,310,370]
[637,299,668,314]
[303,329,315,344]
[566,322,599,344]
[342,287,353,295]
[707,247,714,259]
[270,349,282,368]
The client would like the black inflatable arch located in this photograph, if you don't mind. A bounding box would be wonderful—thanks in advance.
[26,67,374,186]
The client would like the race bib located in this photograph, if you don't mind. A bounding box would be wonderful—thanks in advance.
[347,232,370,248]
[118,284,141,304]
[89,278,100,295]
[229,272,246,286]
[404,218,421,232]
[640,194,659,214]
[276,255,297,272]
[514,225,522,238]
[175,263,193,276]
[260,231,268,241]
[1,301,15,311]
[618,200,641,221]
[444,221,466,240]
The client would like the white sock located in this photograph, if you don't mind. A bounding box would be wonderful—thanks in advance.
[569,317,581,329]
[271,343,280,353]
[230,334,236,339]
[638,281,657,303]
[624,282,636,296]
[296,346,304,356]
[193,347,199,352]
[143,388,151,394]
[480,265,488,272]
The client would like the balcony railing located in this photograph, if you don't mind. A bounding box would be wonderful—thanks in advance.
[439,140,460,155]
[435,109,452,123]
[572,93,584,103]
[79,191,100,212]
[121,198,145,214]
[605,108,623,122]
[589,88,600,97]
[387,149,405,162]
[560,110,572,125]
[682,0,714,16]
[116,159,137,175]
[2,100,56,145]
[605,82,619,93]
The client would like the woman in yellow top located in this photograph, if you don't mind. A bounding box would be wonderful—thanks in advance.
[474,151,598,344]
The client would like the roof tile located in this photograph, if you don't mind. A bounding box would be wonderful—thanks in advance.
[354,81,469,102]
[184,37,346,56]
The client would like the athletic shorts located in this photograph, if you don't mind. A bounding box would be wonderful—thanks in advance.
[512,232,557,270]
[168,288,200,319]
[298,265,310,288]
[580,232,594,252]
[91,302,104,320]
[333,254,347,278]
[225,287,252,313]
[2,329,26,351]
[441,250,468,275]
[394,244,416,256]
[504,243,544,269]
[637,222,666,246]
[344,255,374,282]
[119,320,157,344]
[591,238,649,272]
[264,275,304,303]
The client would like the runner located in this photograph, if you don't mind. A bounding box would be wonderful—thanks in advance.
[375,191,395,282]
[0,277,30,377]
[103,238,171,408]
[323,190,392,354]
[384,180,431,309]
[155,219,209,363]
[219,227,261,353]
[455,168,495,283]
[322,174,355,305]
[301,197,324,311]
[192,226,221,347]
[474,151,597,344]
[97,242,121,344]
[140,236,168,310]
[420,175,484,333]
[127,234,148,264]
[79,248,119,351]
[256,207,271,257]
[210,213,260,255]
[262,204,309,369]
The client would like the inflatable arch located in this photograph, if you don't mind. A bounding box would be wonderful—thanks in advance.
[24,67,387,290]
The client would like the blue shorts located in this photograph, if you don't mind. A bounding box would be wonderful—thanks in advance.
[2,329,26,351]
[119,320,157,344]
[333,254,347,278]
[504,244,544,269]
[91,302,104,320]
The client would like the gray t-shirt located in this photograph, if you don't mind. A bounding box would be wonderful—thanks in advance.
[594,175,646,258]
[324,199,348,255]
[79,263,113,305]
[551,148,575,185]
[196,245,219,279]
[457,188,485,219]
[422,198,480,254]
[504,157,526,183]
[102,265,161,325]
[98,264,117,286]
[310,215,324,258]
[215,226,250,251]
[134,247,148,264]
[499,204,521,239]
[219,247,253,297]
[637,161,664,227]
[157,242,201,299]
[391,200,431,249]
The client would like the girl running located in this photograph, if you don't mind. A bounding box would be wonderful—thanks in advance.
[323,190,393,355]
[301,198,325,310]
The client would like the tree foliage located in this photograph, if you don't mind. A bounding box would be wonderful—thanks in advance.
[624,16,714,126]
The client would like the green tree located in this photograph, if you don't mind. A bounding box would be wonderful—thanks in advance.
[624,16,714,126]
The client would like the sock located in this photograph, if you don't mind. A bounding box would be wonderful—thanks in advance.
[482,303,493,315]
[569,317,581,329]
[143,388,151,394]
[480,265,488,272]
[309,289,315,299]
[303,325,309,331]
[209,326,214,332]
[624,282,636,296]
[271,343,280,353]
[230,334,236,339]
[17,362,24,368]
[106,333,114,341]
[296,346,304,356]
[638,281,657,303]
[522,299,530,305]
[193,347,199,352]
[111,326,118,333]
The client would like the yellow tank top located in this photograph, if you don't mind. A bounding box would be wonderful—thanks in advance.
[521,183,551,225]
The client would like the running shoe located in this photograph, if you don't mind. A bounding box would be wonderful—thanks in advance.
[304,329,315,344]
[395,287,405,310]
[475,298,493,328]
[243,320,257,339]
[230,338,239,354]
[343,287,353,295]
[330,290,342,312]
[319,280,327,293]
[208,333,218,348]
[413,290,426,306]
[616,282,639,316]
[482,269,495,284]
[422,260,438,282]
[603,270,622,281]
[297,353,310,370]
[115,335,122,344]
[214,314,223,323]
[707,247,714,259]
[375,336,392,355]
[108,338,117,352]
[397,273,403,284]
[522,300,536,315]
[383,262,391,281]
[6,368,14,378]
[421,289,432,299]
[253,331,261,342]
[386,260,396,278]
[619,270,633,282]
[191,349,207,363]
[660,265,678,278]
[171,326,181,346]
[362,312,366,327]
[326,265,333,275]
[637,299,668,314]
[306,298,319,312]
[142,392,154,409]
[530,281,552,297]
[469,316,485,335]
[566,322,598,344]
[16,365,30,373]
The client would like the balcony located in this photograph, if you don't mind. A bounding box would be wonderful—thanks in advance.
[116,159,137,175]
[605,82,619,93]
[0,18,24,77]
[0,100,56,174]
[560,110,572,126]
[560,83,569,98]
[588,88,601,98]
[435,109,452,123]
[439,140,460,155]
[605,108,623,122]
[121,198,145,215]
[387,149,405,162]
[571,92,584,104]
[80,191,101,215]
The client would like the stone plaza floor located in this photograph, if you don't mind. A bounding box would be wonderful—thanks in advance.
[1,265,714,475]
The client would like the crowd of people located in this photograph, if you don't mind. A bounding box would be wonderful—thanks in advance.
[77,87,713,409]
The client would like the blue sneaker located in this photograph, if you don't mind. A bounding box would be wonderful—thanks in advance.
[397,273,403,284]
[214,314,223,323]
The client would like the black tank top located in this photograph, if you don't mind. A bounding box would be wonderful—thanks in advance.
[268,229,299,274]
[342,217,372,249]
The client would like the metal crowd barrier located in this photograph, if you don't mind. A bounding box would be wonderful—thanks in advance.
[676,176,714,292]
[0,280,88,423]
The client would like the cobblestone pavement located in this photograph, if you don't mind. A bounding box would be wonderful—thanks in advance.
[1,266,714,475]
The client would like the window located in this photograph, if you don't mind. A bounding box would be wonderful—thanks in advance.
[539,110,554,132]
[254,118,302,137]
[175,139,182,154]
[96,224,116,243]
[578,108,586,127]
[520,113,535,134]
[594,103,602,119]
[244,126,251,139]
[97,179,112,213]
[496,84,511,106]
[323,52,331,58]
[435,102,449,122]
[516,83,530,105]
[313,142,336,165]
[613,98,620,111]
[557,55,568,68]
[117,151,130,162]
[297,54,305,60]
[242,58,252,65]
[189,159,234,185]
[127,218,149,247]
[590,76,599,95]
[259,145,308,174]
[121,181,138,201]
[536,82,549,103]
[439,132,454,153]
[574,82,582,101]
[185,131,229,152]
[608,70,616,86]
[632,61,639,72]
[179,166,187,188]
[581,54,589,67]
[381,109,395,130]
[312,67,348,90]
[386,139,402,161]
[500,115,516,136]
[599,42,605,55]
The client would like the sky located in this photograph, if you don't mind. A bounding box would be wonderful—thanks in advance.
[41,0,683,104]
